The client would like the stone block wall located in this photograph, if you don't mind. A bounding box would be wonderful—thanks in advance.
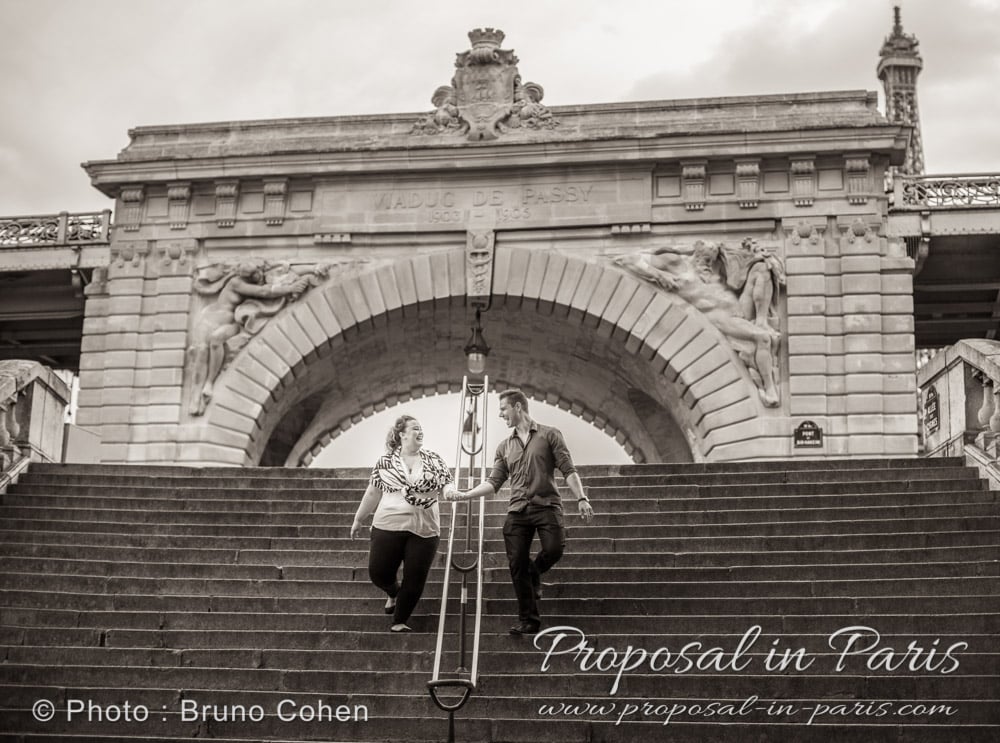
[784,217,918,457]
[76,239,198,464]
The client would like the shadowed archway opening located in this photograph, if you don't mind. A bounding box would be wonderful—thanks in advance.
[247,300,695,467]
[303,392,635,469]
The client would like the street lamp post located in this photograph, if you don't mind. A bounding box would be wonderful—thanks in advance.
[463,308,490,376]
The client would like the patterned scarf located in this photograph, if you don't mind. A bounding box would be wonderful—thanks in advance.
[370,448,454,509]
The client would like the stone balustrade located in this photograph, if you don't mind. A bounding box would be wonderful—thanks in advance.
[0,361,71,493]
[918,339,1000,486]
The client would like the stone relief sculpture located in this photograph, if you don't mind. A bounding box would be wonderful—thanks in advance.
[186,259,329,416]
[614,238,785,407]
[412,28,557,141]
[411,85,463,135]
[507,81,557,131]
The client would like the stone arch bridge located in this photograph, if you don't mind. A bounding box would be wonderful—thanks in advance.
[10,29,999,467]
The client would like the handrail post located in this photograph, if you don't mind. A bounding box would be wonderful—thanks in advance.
[428,376,489,740]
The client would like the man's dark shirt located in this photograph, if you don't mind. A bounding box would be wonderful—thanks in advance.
[486,422,577,513]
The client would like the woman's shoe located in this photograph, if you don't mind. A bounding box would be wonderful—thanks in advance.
[390,623,413,633]
[384,597,396,615]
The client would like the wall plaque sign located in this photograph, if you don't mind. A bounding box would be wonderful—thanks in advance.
[794,420,824,448]
[924,385,940,435]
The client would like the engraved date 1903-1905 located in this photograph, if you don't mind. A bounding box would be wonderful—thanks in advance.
[430,207,532,224]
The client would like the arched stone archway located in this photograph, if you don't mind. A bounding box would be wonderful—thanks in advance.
[196,249,768,466]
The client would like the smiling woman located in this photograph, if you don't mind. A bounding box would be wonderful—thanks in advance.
[309,393,632,468]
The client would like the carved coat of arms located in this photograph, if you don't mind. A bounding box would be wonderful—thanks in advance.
[412,28,558,141]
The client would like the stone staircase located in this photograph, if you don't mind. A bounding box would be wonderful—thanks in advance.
[1,458,998,742]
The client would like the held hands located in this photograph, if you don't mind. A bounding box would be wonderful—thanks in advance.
[350,519,368,539]
[577,499,595,523]
[443,486,465,503]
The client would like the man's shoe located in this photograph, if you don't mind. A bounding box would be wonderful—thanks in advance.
[508,623,540,636]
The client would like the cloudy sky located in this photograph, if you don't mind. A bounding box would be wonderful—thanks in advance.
[3,0,998,465]
[2,0,998,216]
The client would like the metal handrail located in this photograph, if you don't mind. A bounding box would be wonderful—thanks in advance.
[427,376,489,742]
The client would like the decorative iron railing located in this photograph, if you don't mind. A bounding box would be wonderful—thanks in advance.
[896,174,1000,210]
[0,210,111,247]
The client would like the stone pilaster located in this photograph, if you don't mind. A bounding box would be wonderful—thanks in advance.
[90,241,150,462]
[128,239,199,463]
[784,218,834,454]
[836,216,917,456]
[75,268,109,437]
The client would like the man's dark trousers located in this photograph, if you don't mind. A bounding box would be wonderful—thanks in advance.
[502,505,566,628]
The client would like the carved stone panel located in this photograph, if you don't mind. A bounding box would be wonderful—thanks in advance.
[466,230,495,303]
[167,183,191,230]
[264,179,288,226]
[611,237,785,408]
[185,258,330,416]
[215,180,239,228]
[682,162,707,211]
[791,158,816,207]
[736,160,761,209]
[120,187,145,232]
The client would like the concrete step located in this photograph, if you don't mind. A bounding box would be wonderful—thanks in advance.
[7,487,993,520]
[2,528,998,555]
[7,607,997,635]
[2,555,997,582]
[4,540,997,568]
[16,464,979,490]
[4,499,1000,534]
[4,683,998,730]
[4,587,999,616]
[4,625,995,655]
[1,662,995,701]
[2,457,997,742]
[2,512,997,542]
[4,469,985,508]
[3,721,999,743]
[3,571,999,600]
[27,457,968,478]
[4,643,998,676]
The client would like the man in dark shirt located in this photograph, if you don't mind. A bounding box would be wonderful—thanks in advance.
[446,388,594,635]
